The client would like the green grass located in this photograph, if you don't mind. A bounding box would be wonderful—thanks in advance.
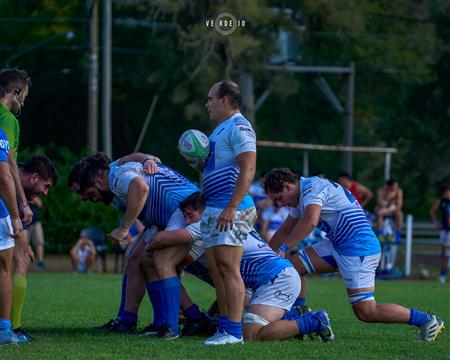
[1,273,449,359]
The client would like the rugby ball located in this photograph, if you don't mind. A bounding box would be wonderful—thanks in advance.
[178,129,210,162]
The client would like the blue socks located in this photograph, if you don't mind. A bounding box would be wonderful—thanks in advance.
[147,277,181,333]
[440,269,448,277]
[217,316,242,339]
[293,297,306,307]
[117,275,127,319]
[225,320,242,339]
[121,311,137,326]
[146,280,164,328]
[408,308,432,327]
[0,319,11,332]
[218,316,227,333]
[295,314,320,335]
[183,304,202,320]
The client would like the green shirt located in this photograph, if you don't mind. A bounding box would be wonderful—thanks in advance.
[0,104,19,160]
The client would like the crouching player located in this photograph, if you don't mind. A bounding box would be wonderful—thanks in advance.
[149,191,334,343]
[264,168,444,342]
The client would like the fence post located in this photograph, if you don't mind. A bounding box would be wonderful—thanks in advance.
[405,214,413,276]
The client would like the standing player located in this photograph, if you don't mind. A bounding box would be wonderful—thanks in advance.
[184,80,257,345]
[264,168,444,342]
[0,127,26,345]
[0,69,34,338]
[429,184,450,283]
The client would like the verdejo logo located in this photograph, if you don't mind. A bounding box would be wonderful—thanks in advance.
[205,12,246,36]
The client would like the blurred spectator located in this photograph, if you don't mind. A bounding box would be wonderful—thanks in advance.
[79,226,106,273]
[337,172,373,209]
[25,197,46,269]
[429,184,450,284]
[260,204,289,241]
[249,173,272,232]
[70,238,96,274]
[376,178,403,243]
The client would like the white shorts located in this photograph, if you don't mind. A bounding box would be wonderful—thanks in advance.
[440,230,450,247]
[0,216,15,251]
[200,206,257,249]
[189,239,205,262]
[312,239,381,290]
[246,267,300,311]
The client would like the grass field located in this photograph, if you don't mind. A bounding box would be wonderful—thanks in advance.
[1,273,449,359]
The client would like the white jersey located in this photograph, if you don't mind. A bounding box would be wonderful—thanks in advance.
[262,206,290,231]
[202,113,256,210]
[186,222,292,290]
[290,176,380,256]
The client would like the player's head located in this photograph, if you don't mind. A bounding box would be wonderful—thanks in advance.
[0,68,31,115]
[69,154,112,204]
[337,171,352,188]
[20,155,59,200]
[385,178,398,191]
[206,80,241,122]
[179,191,204,225]
[68,153,111,201]
[263,168,300,208]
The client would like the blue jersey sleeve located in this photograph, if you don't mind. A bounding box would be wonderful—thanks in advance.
[0,129,9,162]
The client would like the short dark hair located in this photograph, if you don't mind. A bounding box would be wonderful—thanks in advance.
[179,191,205,213]
[23,155,59,184]
[385,178,396,186]
[0,69,31,98]
[337,171,351,180]
[263,168,299,194]
[67,153,111,188]
[217,80,241,109]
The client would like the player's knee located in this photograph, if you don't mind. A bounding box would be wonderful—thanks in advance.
[353,306,377,322]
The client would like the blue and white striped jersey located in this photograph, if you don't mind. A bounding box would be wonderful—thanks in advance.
[202,113,256,210]
[109,161,199,229]
[241,229,292,290]
[186,222,292,291]
[290,176,380,256]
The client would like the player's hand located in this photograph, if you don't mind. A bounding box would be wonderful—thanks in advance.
[142,159,160,175]
[216,206,237,232]
[108,227,129,246]
[27,244,35,263]
[10,216,23,240]
[21,204,33,225]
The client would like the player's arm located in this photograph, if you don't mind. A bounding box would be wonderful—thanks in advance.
[376,188,384,208]
[357,182,373,208]
[30,196,43,208]
[108,177,148,244]
[217,151,256,230]
[0,160,22,238]
[147,228,193,251]
[268,215,298,252]
[118,152,161,174]
[8,149,32,224]
[397,188,404,211]
[284,204,322,252]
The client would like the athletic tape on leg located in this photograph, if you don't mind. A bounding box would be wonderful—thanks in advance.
[298,249,315,274]
[348,291,375,305]
[243,312,270,326]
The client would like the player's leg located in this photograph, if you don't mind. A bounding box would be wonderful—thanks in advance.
[289,240,338,276]
[338,252,445,341]
[12,230,31,333]
[243,267,333,342]
[438,231,450,283]
[31,222,45,267]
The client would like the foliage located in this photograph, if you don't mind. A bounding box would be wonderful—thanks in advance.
[0,0,449,217]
